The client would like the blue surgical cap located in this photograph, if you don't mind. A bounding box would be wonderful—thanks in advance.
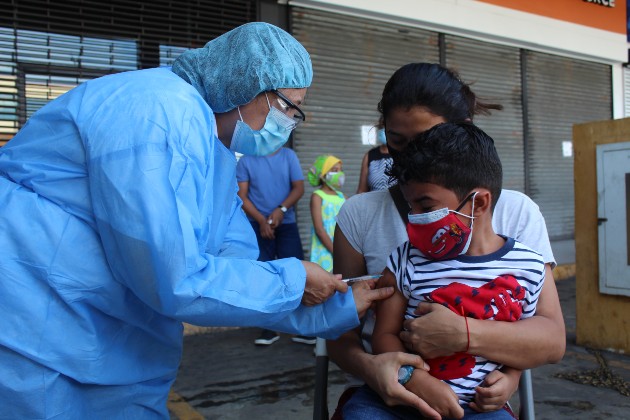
[172,22,313,113]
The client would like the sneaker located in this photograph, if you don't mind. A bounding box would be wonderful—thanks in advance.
[254,330,279,346]
[292,335,317,345]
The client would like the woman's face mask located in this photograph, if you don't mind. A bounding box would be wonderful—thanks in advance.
[324,171,345,189]
[230,94,297,156]
[406,192,477,260]
[376,128,387,145]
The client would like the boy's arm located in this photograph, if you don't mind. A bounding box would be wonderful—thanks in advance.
[372,269,407,354]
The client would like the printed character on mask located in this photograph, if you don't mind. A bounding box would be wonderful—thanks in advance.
[407,192,478,260]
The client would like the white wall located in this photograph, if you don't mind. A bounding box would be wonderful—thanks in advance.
[290,0,627,64]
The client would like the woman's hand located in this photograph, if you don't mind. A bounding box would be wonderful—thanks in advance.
[469,368,521,412]
[400,302,467,358]
[406,369,464,419]
[362,352,441,420]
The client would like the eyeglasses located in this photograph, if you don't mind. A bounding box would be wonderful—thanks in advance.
[271,89,306,124]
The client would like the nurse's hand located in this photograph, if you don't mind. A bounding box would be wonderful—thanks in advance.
[351,280,395,319]
[400,302,465,358]
[301,261,347,306]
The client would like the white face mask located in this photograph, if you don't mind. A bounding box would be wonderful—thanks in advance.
[230,94,297,156]
[324,171,345,189]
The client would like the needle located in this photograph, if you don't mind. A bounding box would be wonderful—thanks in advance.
[342,274,382,283]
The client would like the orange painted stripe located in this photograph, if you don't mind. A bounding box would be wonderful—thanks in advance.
[476,0,626,34]
[168,389,205,420]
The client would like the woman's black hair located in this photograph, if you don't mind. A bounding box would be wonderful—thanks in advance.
[377,63,503,124]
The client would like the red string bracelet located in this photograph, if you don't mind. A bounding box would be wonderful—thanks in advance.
[460,306,470,353]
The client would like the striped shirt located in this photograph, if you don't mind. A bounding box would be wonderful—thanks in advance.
[386,236,545,403]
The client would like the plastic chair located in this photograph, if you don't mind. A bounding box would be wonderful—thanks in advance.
[518,369,535,420]
[313,337,535,420]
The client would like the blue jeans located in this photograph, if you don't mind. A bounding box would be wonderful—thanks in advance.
[342,385,514,420]
[251,221,304,261]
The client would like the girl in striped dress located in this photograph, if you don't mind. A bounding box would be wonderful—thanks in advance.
[307,155,347,272]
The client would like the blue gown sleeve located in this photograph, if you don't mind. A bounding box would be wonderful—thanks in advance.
[79,73,358,337]
[265,290,358,338]
[216,195,259,259]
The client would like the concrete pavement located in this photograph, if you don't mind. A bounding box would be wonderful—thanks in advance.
[169,274,630,419]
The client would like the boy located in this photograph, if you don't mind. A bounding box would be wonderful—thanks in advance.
[344,122,545,419]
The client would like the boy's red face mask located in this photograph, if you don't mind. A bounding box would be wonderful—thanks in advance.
[406,192,477,260]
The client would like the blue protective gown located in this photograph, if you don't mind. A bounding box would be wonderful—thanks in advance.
[0,67,358,418]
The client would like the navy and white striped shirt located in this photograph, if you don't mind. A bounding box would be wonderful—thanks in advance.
[386,236,545,403]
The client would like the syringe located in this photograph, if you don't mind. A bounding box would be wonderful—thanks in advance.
[342,274,382,283]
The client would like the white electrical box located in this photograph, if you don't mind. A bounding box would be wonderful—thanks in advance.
[596,142,630,297]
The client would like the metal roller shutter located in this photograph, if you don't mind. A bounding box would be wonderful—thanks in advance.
[290,6,439,257]
[0,0,255,145]
[525,51,611,240]
[444,35,524,192]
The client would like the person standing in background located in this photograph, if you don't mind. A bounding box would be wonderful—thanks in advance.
[237,146,313,346]
[307,155,347,272]
[356,126,395,193]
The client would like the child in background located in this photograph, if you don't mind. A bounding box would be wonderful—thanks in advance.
[307,155,347,272]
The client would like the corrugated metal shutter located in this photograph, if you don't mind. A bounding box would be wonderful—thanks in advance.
[624,66,630,117]
[444,35,524,192]
[525,51,611,240]
[290,6,439,257]
[0,0,255,145]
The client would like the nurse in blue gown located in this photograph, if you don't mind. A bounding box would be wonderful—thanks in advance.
[0,22,391,418]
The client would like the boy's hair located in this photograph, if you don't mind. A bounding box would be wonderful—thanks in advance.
[388,122,502,208]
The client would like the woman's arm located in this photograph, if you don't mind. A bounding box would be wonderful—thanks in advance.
[327,228,441,418]
[371,271,463,419]
[401,264,565,369]
[327,224,370,374]
[310,192,333,253]
[356,152,369,194]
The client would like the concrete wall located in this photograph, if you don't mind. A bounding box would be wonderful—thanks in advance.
[573,118,630,353]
